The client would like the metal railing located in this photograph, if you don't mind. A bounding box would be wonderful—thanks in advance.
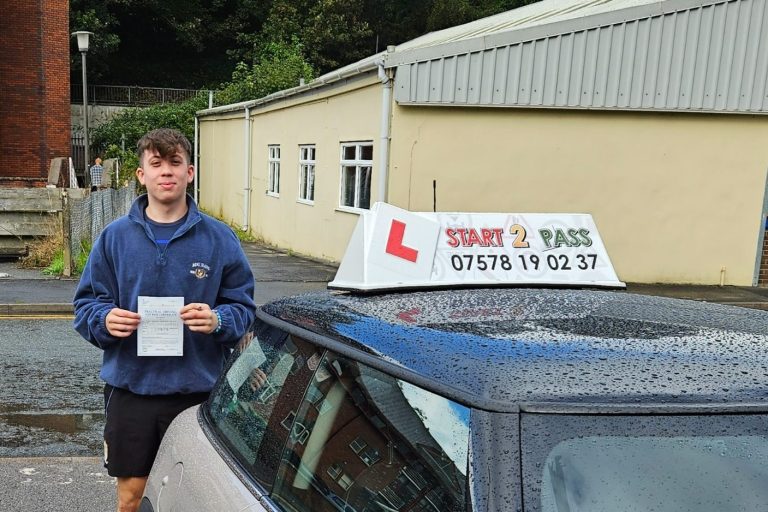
[71,84,209,106]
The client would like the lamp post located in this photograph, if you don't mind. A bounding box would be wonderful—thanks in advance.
[71,31,93,187]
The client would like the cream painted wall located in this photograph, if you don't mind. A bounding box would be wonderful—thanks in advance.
[199,74,384,262]
[199,115,248,227]
[388,107,768,286]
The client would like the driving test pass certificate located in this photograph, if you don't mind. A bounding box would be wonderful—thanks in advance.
[137,296,184,356]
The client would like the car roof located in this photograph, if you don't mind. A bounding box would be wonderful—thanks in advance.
[259,288,768,413]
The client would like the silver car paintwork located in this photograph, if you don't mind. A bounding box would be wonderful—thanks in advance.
[143,406,266,512]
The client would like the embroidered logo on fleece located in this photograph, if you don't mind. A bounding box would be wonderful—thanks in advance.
[190,262,211,279]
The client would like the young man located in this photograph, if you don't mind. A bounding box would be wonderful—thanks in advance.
[73,128,256,512]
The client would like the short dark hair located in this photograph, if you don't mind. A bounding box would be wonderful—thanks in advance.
[137,128,192,165]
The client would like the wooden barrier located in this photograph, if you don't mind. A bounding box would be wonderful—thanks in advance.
[0,188,86,257]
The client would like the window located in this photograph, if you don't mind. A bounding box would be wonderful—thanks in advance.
[204,325,321,493]
[305,385,324,405]
[299,145,315,203]
[327,462,343,480]
[281,411,296,431]
[271,352,470,512]
[268,145,280,196]
[523,413,768,512]
[340,142,373,210]
[359,447,381,466]
[349,437,367,454]
[337,473,354,491]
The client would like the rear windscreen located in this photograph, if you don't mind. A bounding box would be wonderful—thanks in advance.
[522,413,768,512]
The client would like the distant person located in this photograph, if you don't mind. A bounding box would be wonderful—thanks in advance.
[73,128,257,512]
[89,157,104,192]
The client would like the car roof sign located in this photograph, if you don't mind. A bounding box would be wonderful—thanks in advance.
[328,202,625,292]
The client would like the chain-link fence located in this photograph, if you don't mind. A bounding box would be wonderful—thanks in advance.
[67,185,136,263]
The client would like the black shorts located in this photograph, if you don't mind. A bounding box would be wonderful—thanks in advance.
[103,384,209,477]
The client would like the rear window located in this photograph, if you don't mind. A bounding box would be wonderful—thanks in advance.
[206,321,471,512]
[522,413,768,512]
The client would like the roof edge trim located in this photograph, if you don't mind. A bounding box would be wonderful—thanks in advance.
[197,58,384,116]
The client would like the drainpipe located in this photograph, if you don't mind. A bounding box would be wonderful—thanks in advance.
[193,116,199,204]
[243,107,252,231]
[377,47,395,203]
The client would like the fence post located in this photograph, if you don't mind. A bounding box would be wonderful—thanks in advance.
[62,189,72,277]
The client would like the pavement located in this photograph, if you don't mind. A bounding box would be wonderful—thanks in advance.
[1,242,767,510]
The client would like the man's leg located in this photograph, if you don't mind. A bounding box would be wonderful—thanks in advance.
[117,477,148,512]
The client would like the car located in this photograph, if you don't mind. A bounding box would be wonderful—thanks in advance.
[140,204,768,512]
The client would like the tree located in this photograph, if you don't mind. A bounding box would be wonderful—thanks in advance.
[70,0,270,88]
[69,0,121,84]
[70,0,540,89]
[217,38,315,105]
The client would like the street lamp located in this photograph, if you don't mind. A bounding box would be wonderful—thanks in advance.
[71,31,93,188]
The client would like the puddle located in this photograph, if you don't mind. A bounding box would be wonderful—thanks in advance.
[1,412,103,434]
[0,412,104,456]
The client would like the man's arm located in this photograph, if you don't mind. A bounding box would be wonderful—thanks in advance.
[208,245,257,346]
[73,239,131,349]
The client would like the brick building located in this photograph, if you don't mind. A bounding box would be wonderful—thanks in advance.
[0,0,70,188]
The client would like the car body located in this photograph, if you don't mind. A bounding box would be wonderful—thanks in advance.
[141,287,768,512]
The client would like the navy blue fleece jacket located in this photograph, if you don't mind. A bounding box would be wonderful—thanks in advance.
[73,194,256,395]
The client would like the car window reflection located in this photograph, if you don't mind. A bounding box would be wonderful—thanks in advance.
[207,325,321,492]
[272,352,470,512]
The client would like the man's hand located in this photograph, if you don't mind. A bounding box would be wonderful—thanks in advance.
[180,303,218,334]
[105,308,141,337]
[249,368,268,392]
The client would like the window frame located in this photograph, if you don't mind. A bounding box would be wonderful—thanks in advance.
[338,142,373,212]
[298,144,316,205]
[267,145,280,197]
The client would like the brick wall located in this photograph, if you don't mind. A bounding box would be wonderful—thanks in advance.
[759,231,768,286]
[0,0,70,187]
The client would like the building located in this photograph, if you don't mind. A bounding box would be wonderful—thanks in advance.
[196,0,768,286]
[0,0,70,187]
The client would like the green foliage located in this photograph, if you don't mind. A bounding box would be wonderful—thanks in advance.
[75,240,92,274]
[71,0,534,90]
[199,207,257,242]
[70,0,271,88]
[92,95,208,158]
[216,38,315,105]
[42,239,91,276]
[42,250,65,276]
[232,226,257,243]
[426,0,476,31]
[70,0,121,83]
[253,0,372,74]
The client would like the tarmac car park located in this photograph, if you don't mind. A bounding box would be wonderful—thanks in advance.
[140,204,768,512]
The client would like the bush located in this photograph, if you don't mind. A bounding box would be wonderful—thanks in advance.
[91,94,209,159]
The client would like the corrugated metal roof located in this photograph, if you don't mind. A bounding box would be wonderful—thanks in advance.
[394,0,663,53]
[390,0,768,113]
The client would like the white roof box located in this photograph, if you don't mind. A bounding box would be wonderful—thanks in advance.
[329,203,625,292]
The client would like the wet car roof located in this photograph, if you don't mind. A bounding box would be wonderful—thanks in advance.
[260,288,768,412]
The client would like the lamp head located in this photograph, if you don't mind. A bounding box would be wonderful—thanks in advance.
[71,31,93,52]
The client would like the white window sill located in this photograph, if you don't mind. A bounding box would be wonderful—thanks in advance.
[266,191,279,198]
[297,198,315,206]
[335,206,366,215]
